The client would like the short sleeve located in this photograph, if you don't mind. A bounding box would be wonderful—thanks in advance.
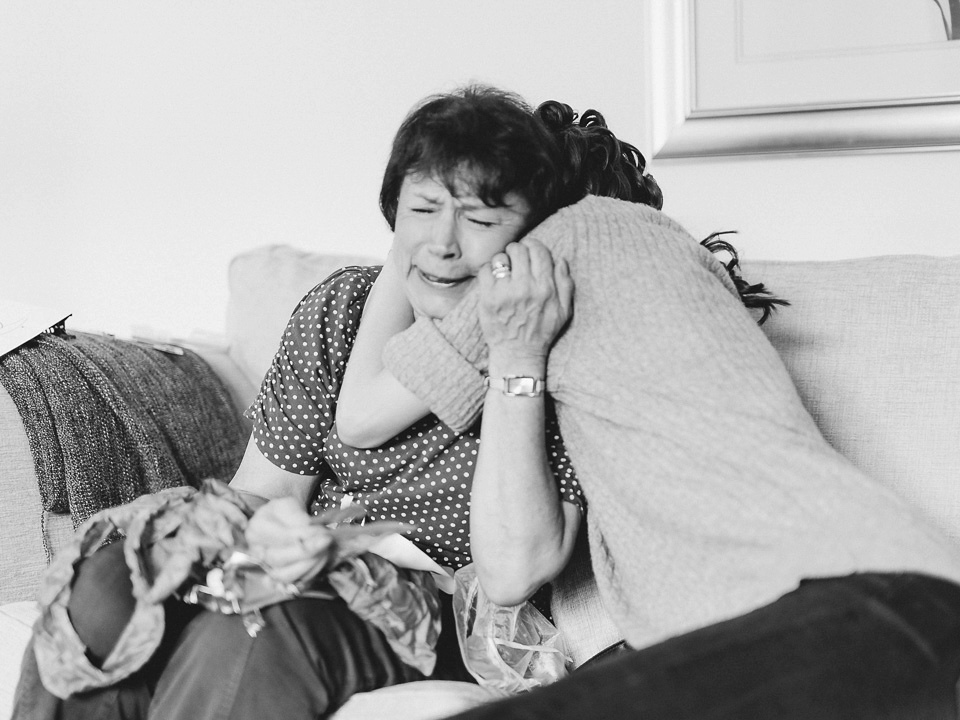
[246,266,379,475]
[545,397,583,512]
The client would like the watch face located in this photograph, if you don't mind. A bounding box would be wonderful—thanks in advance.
[487,375,543,396]
[503,376,542,396]
[506,377,536,395]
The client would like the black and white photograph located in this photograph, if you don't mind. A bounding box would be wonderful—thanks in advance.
[2,1,959,718]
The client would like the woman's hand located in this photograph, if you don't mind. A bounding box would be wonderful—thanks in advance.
[245,497,332,586]
[478,238,573,368]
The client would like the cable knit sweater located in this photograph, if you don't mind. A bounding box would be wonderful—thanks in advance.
[383,195,960,650]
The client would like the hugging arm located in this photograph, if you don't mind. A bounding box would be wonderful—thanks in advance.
[335,258,432,448]
[382,296,489,432]
[473,389,582,604]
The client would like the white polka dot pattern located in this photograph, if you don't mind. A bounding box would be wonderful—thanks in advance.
[247,266,583,571]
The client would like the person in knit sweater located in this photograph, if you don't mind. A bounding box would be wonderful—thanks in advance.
[337,99,960,717]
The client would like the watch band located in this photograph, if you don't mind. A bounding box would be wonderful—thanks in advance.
[484,375,545,397]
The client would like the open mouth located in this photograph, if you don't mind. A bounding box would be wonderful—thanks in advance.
[416,268,472,288]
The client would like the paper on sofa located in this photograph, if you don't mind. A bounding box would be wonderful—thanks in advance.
[0,299,72,358]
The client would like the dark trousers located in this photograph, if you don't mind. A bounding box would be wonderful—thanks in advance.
[13,543,471,720]
[447,573,960,720]
[17,549,960,720]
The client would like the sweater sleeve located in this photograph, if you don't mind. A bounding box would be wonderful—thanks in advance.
[382,290,488,432]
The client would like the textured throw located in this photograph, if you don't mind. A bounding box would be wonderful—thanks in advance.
[0,331,247,543]
[384,196,960,650]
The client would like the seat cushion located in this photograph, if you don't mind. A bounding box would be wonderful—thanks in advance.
[0,601,39,720]
[0,385,75,605]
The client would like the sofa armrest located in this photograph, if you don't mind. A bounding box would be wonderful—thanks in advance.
[0,384,74,604]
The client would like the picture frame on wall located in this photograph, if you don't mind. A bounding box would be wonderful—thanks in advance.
[645,0,960,159]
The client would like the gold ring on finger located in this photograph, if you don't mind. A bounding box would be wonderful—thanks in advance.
[491,259,511,280]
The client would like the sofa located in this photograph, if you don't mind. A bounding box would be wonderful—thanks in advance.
[1,243,959,718]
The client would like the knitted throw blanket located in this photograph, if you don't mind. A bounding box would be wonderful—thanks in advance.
[384,196,960,650]
[0,331,247,543]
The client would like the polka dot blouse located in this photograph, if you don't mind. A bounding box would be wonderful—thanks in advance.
[247,266,584,572]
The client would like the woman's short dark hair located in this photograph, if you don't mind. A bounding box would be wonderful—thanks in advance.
[379,86,562,231]
[536,100,787,323]
[535,100,663,211]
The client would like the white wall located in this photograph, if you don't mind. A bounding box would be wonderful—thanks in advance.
[1,0,651,336]
[647,150,960,264]
[2,1,958,338]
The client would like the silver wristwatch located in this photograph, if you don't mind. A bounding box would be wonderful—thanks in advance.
[484,375,545,397]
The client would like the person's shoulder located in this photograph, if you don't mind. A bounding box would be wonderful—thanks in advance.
[536,195,695,241]
[577,195,684,229]
[315,263,382,293]
[298,264,382,304]
[284,264,383,336]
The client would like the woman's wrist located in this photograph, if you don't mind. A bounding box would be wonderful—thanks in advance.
[486,350,547,391]
[486,351,547,397]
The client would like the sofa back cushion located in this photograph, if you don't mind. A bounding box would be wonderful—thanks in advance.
[225,245,381,392]
[745,254,960,543]
[226,245,960,545]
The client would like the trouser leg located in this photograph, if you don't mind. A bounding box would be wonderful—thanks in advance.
[148,596,439,720]
[444,573,960,720]
[15,540,468,720]
[12,542,199,720]
[12,598,198,720]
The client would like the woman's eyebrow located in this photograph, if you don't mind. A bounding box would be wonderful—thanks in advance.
[454,198,489,210]
[451,193,508,211]
[410,192,442,204]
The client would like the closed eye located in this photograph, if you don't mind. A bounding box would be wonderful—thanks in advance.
[468,218,496,228]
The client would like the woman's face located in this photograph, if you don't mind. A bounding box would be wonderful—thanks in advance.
[392,172,531,320]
